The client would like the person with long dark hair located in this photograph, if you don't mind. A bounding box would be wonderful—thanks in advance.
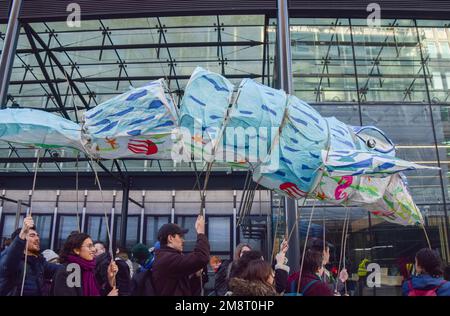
[287,248,333,296]
[52,232,118,296]
[228,240,290,295]
[402,248,450,296]
[228,259,279,296]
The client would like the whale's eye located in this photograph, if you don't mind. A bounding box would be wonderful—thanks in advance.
[352,126,395,155]
[367,138,376,148]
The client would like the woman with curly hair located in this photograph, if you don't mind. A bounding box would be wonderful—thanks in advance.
[52,232,118,296]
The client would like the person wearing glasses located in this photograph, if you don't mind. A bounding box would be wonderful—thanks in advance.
[52,232,118,296]
[0,216,61,296]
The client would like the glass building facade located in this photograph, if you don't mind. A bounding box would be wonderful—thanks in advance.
[1,15,450,295]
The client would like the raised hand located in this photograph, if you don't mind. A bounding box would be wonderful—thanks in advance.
[195,215,205,235]
[107,260,118,288]
[339,268,349,283]
[19,216,34,240]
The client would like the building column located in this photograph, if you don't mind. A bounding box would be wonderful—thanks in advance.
[0,0,23,107]
[276,0,300,271]
[120,178,130,249]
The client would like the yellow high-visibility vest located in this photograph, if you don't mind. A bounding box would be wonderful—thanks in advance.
[358,259,369,277]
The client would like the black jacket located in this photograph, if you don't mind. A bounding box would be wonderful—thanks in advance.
[0,236,60,296]
[152,233,210,296]
[94,252,131,296]
[114,258,131,296]
[213,260,231,296]
[52,263,112,296]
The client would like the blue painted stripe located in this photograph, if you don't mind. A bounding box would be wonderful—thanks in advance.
[86,109,103,119]
[149,100,164,109]
[202,75,230,92]
[335,138,354,148]
[209,115,222,120]
[129,115,156,126]
[377,162,396,170]
[239,110,253,115]
[275,170,286,177]
[292,105,320,124]
[290,137,299,144]
[291,116,308,126]
[284,146,300,152]
[94,121,118,134]
[91,118,110,127]
[127,130,142,136]
[314,124,324,132]
[333,158,373,169]
[126,90,147,101]
[331,127,346,136]
[280,157,292,164]
[309,152,320,159]
[108,107,134,117]
[155,121,174,128]
[261,104,277,116]
[302,164,313,170]
[301,177,311,182]
[189,95,206,106]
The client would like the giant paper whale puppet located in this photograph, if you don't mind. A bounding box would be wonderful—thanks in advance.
[0,67,435,226]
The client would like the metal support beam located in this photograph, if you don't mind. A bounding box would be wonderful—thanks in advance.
[24,23,91,110]
[0,171,254,190]
[0,195,30,207]
[0,0,23,108]
[23,24,70,119]
[276,0,300,271]
[15,40,263,54]
[120,178,130,249]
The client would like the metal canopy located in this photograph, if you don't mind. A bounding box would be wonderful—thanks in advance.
[2,0,450,23]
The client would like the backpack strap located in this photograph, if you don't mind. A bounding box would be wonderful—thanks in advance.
[301,279,320,296]
[290,280,297,294]
[434,280,448,292]
[407,279,413,292]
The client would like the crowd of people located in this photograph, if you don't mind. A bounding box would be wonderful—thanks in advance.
[0,215,449,296]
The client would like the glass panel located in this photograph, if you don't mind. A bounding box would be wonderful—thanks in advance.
[33,215,52,250]
[432,105,450,201]
[207,217,231,252]
[353,20,426,103]
[239,215,265,252]
[145,216,170,247]
[86,215,109,244]
[176,216,197,252]
[290,18,357,102]
[419,23,450,104]
[115,216,140,250]
[1,214,24,240]
[56,215,80,251]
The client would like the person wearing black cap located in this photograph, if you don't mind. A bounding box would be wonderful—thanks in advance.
[151,215,210,296]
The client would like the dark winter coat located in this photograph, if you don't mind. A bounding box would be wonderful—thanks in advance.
[286,271,333,296]
[0,236,60,296]
[114,258,131,296]
[322,268,345,294]
[152,233,210,296]
[224,261,289,296]
[228,277,279,296]
[213,260,231,296]
[402,274,450,296]
[51,263,112,296]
